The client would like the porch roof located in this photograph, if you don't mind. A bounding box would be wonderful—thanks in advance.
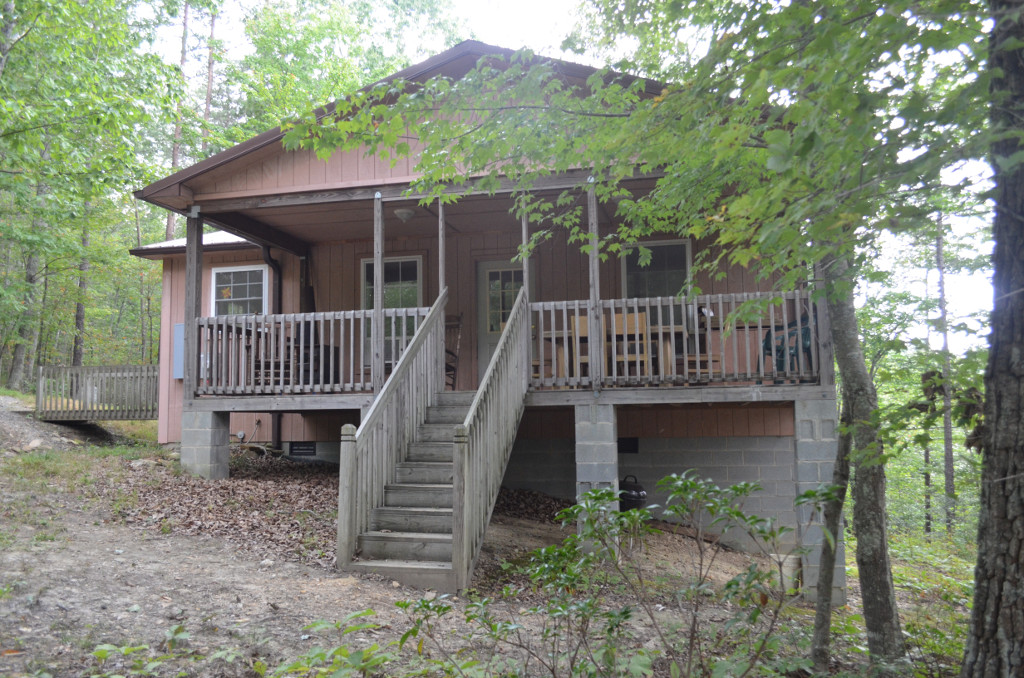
[129,230,256,259]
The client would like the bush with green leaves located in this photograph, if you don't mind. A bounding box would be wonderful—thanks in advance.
[397,471,816,677]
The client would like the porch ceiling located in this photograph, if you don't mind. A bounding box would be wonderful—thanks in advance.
[199,177,658,246]
[232,192,525,243]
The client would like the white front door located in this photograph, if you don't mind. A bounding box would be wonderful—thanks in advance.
[477,261,524,379]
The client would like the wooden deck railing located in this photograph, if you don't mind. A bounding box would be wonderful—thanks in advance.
[452,286,531,589]
[529,289,820,389]
[336,288,448,563]
[36,365,159,421]
[195,307,429,396]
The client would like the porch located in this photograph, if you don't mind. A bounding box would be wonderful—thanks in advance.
[189,287,823,400]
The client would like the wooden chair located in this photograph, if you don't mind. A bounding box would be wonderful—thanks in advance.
[610,312,651,381]
[760,318,812,382]
[569,313,599,379]
[444,314,462,390]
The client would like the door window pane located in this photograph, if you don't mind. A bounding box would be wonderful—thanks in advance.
[486,269,523,332]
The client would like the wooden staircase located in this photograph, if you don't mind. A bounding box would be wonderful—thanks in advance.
[346,391,473,590]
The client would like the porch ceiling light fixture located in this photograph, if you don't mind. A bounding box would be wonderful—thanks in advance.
[394,207,417,223]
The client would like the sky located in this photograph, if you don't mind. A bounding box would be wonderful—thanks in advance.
[451,0,579,55]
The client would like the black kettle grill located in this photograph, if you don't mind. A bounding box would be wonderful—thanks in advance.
[619,475,647,511]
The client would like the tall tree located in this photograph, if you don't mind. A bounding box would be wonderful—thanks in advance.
[166,0,189,240]
[0,0,174,378]
[934,230,958,533]
[961,1,1024,674]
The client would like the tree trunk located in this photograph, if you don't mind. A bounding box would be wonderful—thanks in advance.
[811,395,851,673]
[924,443,933,535]
[0,1,16,81]
[202,10,216,154]
[960,2,1024,674]
[7,253,39,391]
[823,252,906,670]
[8,143,49,391]
[166,1,189,240]
[935,232,957,533]
[72,221,89,367]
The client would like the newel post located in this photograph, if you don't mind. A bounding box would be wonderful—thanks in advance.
[452,423,468,590]
[336,423,358,567]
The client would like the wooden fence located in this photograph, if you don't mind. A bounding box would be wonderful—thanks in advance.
[36,365,159,421]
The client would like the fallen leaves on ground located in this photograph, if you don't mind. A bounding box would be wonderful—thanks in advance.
[107,452,575,572]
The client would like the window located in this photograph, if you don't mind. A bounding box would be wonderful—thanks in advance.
[485,268,524,332]
[622,241,690,298]
[361,257,423,365]
[211,265,268,315]
[361,257,422,310]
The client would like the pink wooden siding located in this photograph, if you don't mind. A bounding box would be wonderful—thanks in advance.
[188,140,427,201]
[158,247,333,444]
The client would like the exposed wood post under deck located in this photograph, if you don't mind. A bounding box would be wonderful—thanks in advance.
[587,180,602,389]
[184,211,204,401]
[372,193,384,393]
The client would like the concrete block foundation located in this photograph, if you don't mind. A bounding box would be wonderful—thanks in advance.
[180,408,230,479]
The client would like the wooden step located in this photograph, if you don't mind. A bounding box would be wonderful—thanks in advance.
[407,441,453,462]
[372,506,452,533]
[435,391,475,407]
[384,483,453,508]
[424,405,469,424]
[416,423,457,442]
[346,559,456,591]
[395,462,453,484]
[358,531,452,561]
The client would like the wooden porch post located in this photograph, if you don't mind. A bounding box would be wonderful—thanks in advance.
[521,212,530,301]
[812,264,835,386]
[184,210,204,400]
[372,193,385,393]
[438,200,446,295]
[587,181,603,389]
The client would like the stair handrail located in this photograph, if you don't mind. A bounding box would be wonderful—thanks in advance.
[337,287,448,564]
[452,286,531,589]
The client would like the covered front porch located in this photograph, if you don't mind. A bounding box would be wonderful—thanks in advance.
[177,180,830,407]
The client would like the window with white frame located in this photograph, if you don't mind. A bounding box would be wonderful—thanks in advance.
[211,265,268,316]
[622,241,691,298]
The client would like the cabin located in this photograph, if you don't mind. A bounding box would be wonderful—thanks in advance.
[131,41,843,600]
